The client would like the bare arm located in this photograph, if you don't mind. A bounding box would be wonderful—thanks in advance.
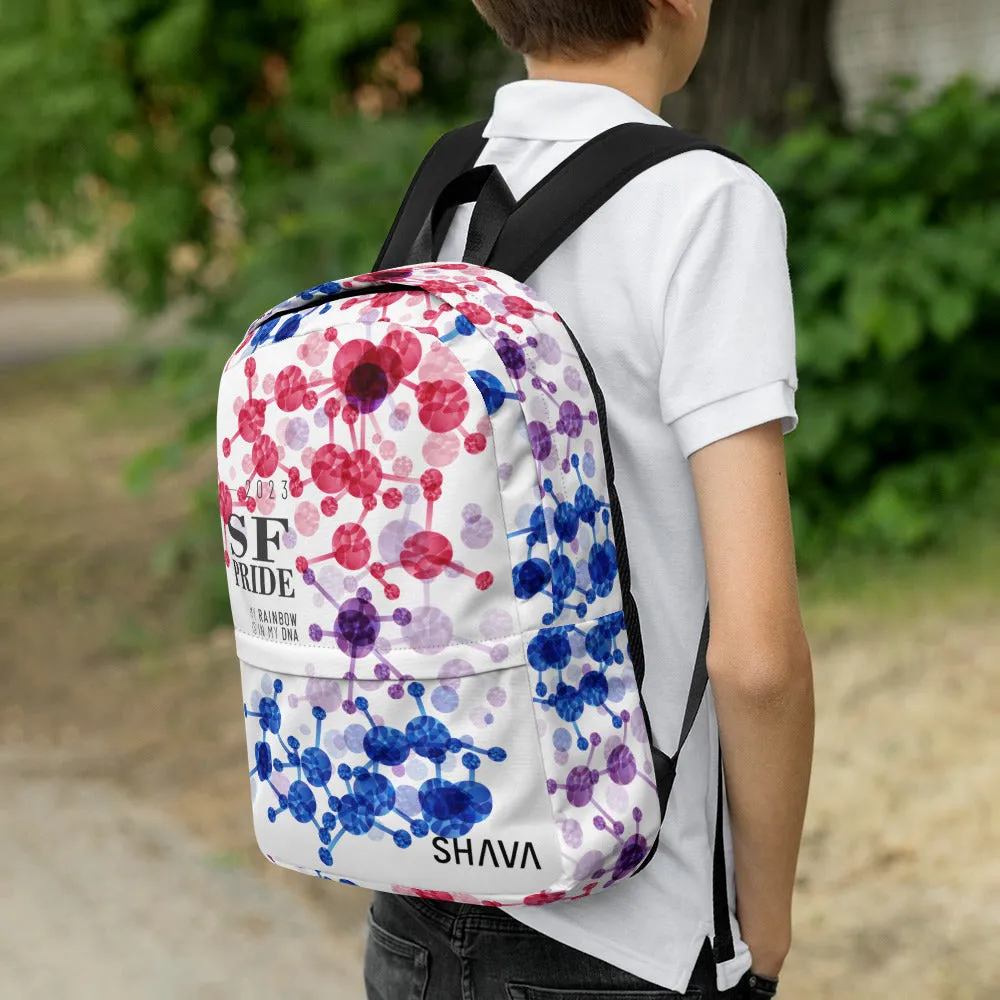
[689,420,814,978]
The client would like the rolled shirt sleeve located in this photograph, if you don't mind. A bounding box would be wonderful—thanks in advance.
[658,174,799,458]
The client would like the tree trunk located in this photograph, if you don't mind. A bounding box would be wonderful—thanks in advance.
[661,0,842,141]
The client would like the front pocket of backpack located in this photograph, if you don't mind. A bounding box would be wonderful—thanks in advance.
[240,652,563,896]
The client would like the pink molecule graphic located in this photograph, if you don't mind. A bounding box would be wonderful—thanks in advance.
[275,364,309,411]
[238,398,266,442]
[416,380,469,433]
[294,501,320,537]
[252,435,279,477]
[400,531,453,581]
[333,523,371,570]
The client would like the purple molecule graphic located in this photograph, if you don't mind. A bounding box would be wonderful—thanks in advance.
[486,687,507,708]
[564,366,583,392]
[461,503,494,549]
[431,685,460,713]
[285,416,310,449]
[403,606,453,654]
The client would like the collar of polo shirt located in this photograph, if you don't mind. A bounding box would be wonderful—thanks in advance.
[483,80,671,141]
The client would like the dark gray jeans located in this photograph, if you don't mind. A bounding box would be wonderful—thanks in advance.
[365,891,745,999]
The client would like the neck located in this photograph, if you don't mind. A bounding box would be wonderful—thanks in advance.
[524,47,668,114]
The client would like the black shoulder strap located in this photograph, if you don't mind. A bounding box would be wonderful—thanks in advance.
[486,123,747,284]
[713,741,736,962]
[684,609,735,962]
[677,606,711,758]
[373,120,489,271]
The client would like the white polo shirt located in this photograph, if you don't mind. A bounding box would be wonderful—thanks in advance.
[440,80,798,993]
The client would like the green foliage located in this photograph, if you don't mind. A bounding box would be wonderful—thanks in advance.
[738,79,1000,563]
[0,0,507,283]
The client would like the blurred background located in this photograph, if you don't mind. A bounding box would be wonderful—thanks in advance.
[1,1,998,998]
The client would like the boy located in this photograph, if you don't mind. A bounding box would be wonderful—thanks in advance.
[365,1,814,997]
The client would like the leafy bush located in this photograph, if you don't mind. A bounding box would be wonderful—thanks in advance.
[740,79,1000,563]
[0,1,508,282]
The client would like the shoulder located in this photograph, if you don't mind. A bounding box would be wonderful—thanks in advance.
[634,136,786,239]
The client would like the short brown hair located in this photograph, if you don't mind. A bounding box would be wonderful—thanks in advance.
[472,0,652,59]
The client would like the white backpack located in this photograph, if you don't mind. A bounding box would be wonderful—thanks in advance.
[217,122,738,908]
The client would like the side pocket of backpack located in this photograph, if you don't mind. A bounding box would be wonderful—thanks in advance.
[523,610,663,897]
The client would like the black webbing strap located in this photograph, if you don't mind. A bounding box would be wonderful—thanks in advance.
[485,123,747,284]
[373,119,489,271]
[680,610,735,962]
[630,605,711,878]
[677,606,711,759]
[408,164,516,265]
[713,741,736,962]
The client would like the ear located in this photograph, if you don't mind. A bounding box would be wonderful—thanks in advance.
[649,0,697,20]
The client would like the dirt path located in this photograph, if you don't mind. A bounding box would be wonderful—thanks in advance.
[0,748,367,1000]
[0,285,127,367]
[782,614,1000,1000]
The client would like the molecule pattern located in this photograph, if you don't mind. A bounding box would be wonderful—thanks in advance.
[224,262,662,901]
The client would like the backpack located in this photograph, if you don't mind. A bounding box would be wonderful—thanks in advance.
[216,121,743,916]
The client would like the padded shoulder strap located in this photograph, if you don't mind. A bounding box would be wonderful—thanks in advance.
[373,120,489,271]
[486,123,748,284]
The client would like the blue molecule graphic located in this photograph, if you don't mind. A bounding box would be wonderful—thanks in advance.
[513,558,551,600]
[528,505,549,546]
[406,715,452,762]
[585,614,624,666]
[469,370,520,415]
[574,483,601,525]
[588,539,618,599]
[273,314,302,343]
[337,796,376,835]
[418,778,493,837]
[579,671,610,706]
[363,725,410,766]
[300,745,333,786]
[508,471,615,626]
[253,741,273,781]
[250,316,280,349]
[354,772,396,816]
[552,684,584,724]
[286,781,318,823]
[298,280,343,301]
[248,696,281,735]
[527,628,572,673]
[553,502,579,543]
[528,613,629,747]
